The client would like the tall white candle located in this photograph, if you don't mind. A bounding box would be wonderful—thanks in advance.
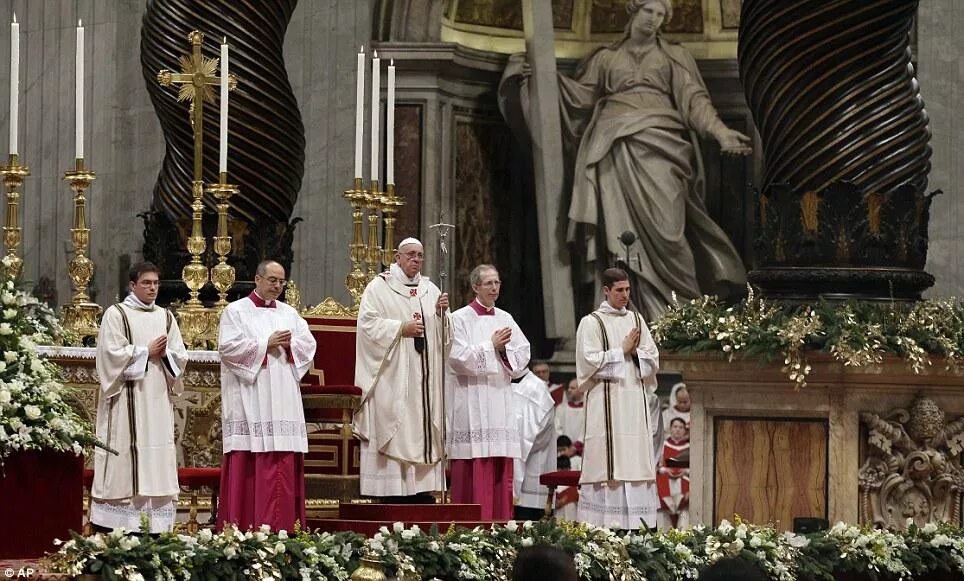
[219,37,229,174]
[354,46,364,180]
[9,15,19,155]
[370,50,380,184]
[386,60,395,185]
[75,20,84,159]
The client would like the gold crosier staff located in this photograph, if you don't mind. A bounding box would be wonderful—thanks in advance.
[429,219,454,504]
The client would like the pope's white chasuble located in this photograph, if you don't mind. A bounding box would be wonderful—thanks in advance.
[354,270,447,496]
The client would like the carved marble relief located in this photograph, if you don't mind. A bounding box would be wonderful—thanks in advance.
[859,396,964,529]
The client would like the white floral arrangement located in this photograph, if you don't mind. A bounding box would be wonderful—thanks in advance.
[48,522,361,580]
[0,279,99,461]
[47,517,964,580]
[824,521,911,578]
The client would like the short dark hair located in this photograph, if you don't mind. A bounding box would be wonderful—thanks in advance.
[129,262,160,283]
[698,558,769,581]
[256,260,283,277]
[557,435,572,447]
[670,417,687,428]
[513,545,578,581]
[601,267,629,289]
[529,360,549,370]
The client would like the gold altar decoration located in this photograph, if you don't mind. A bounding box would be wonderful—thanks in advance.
[62,158,101,340]
[205,172,238,310]
[380,183,404,269]
[343,177,369,306]
[350,551,389,581]
[285,279,302,311]
[157,30,237,348]
[365,180,382,280]
[0,153,29,279]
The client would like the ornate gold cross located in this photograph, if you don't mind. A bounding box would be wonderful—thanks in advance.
[157,30,237,181]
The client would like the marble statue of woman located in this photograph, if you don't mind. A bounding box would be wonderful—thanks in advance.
[501,0,751,320]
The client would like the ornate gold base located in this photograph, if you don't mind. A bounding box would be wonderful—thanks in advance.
[351,555,388,581]
[177,305,219,349]
[62,302,102,342]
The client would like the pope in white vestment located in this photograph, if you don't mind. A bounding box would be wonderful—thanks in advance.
[511,370,556,521]
[447,264,530,519]
[575,268,660,530]
[354,238,449,498]
[217,261,316,532]
[92,263,188,533]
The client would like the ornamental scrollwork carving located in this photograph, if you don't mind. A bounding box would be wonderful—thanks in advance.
[859,396,964,529]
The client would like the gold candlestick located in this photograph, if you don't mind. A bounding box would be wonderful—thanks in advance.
[0,154,29,279]
[365,180,382,280]
[205,172,238,309]
[343,177,368,306]
[62,158,101,340]
[380,183,405,268]
[182,180,209,307]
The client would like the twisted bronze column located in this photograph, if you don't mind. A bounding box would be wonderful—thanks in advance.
[739,0,936,300]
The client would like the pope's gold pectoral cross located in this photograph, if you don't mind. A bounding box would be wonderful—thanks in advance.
[157,30,237,181]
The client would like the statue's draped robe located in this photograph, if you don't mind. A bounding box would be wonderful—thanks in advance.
[354,269,447,496]
[575,302,660,529]
[500,38,746,319]
[216,293,316,532]
[447,300,530,519]
[92,298,187,533]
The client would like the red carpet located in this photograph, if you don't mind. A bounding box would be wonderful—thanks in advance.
[309,502,503,536]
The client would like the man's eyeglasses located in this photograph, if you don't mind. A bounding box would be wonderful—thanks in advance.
[261,276,286,286]
[400,251,424,260]
[479,280,502,288]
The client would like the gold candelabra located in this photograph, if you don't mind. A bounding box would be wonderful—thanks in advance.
[62,158,101,340]
[0,154,29,279]
[365,180,382,280]
[205,172,238,310]
[380,183,404,269]
[343,177,369,306]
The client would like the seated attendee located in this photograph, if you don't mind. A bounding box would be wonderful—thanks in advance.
[512,545,578,581]
[554,379,585,462]
[556,435,581,470]
[698,558,768,581]
[530,359,564,406]
[656,417,690,530]
[662,382,691,437]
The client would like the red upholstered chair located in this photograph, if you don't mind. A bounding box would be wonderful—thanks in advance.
[178,467,221,534]
[538,470,581,520]
[82,468,95,536]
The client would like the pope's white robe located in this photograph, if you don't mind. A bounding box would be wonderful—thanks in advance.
[92,299,188,533]
[219,297,316,453]
[575,302,660,529]
[511,372,556,510]
[354,270,447,496]
[446,301,529,460]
